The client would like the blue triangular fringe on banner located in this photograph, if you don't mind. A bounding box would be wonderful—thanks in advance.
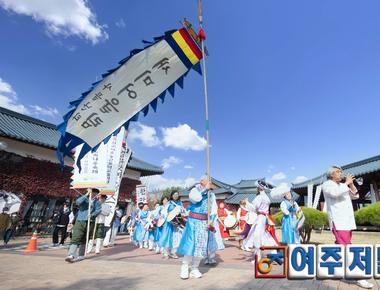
[151,98,158,112]
[168,84,175,97]
[158,91,166,103]
[142,105,149,116]
[176,76,184,89]
[192,62,202,75]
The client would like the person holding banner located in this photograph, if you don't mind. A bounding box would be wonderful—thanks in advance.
[159,191,184,259]
[65,188,101,263]
[87,194,111,254]
[277,187,304,245]
[177,177,213,279]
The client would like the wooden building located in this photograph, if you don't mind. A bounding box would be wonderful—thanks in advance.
[0,106,163,232]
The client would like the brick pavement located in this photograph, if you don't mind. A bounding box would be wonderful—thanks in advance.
[0,235,378,290]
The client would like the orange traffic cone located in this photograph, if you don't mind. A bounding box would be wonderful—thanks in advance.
[25,231,38,252]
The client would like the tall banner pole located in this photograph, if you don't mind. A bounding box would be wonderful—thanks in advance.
[85,189,92,257]
[198,0,211,223]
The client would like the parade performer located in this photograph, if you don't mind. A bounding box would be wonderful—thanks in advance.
[135,204,150,248]
[65,188,101,263]
[177,177,213,279]
[275,186,304,245]
[159,191,184,259]
[322,166,373,289]
[147,207,157,251]
[103,205,122,247]
[131,203,144,245]
[152,202,164,254]
[204,195,225,265]
[237,199,255,251]
[87,194,111,254]
[243,183,279,262]
[217,202,230,240]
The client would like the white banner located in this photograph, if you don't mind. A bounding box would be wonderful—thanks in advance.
[66,39,188,147]
[71,144,108,189]
[136,185,148,204]
[104,139,132,227]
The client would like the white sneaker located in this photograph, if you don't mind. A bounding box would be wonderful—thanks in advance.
[169,253,179,259]
[139,244,143,249]
[155,247,160,254]
[180,264,189,279]
[190,269,202,279]
[357,280,374,289]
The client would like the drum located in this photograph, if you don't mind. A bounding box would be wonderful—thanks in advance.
[157,216,166,227]
[223,215,237,229]
[166,206,181,222]
[246,212,257,225]
[171,216,187,228]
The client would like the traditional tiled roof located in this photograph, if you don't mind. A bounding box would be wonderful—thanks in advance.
[292,154,380,189]
[0,106,163,176]
[0,106,58,148]
[225,192,283,205]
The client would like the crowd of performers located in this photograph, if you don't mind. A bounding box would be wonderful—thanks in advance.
[63,177,305,280]
[125,177,305,279]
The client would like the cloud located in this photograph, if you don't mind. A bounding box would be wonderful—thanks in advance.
[0,0,108,44]
[293,176,308,184]
[30,105,60,118]
[290,166,296,171]
[0,77,60,119]
[141,175,197,191]
[128,123,161,147]
[271,172,287,181]
[161,156,182,170]
[161,124,206,151]
[184,165,193,169]
[0,78,28,114]
[115,18,126,28]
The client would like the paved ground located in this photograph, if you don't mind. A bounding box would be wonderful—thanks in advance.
[0,234,379,290]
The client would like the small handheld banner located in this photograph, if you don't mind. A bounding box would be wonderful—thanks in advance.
[57,23,203,168]
[136,185,149,204]
[71,144,108,189]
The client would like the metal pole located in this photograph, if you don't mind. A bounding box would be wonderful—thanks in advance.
[198,0,211,224]
[85,190,92,257]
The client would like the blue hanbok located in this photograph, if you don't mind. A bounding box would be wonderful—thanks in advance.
[153,206,163,242]
[280,200,304,244]
[159,200,184,249]
[177,185,224,258]
[134,210,149,243]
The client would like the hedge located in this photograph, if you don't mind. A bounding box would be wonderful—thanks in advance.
[354,202,380,227]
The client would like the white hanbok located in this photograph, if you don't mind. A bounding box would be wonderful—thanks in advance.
[243,192,278,251]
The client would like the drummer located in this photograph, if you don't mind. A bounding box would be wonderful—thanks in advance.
[158,191,185,259]
[152,202,164,254]
[217,202,231,240]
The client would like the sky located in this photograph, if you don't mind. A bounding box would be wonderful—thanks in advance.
[1,0,380,191]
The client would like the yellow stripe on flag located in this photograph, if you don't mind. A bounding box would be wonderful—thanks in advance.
[172,31,199,65]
